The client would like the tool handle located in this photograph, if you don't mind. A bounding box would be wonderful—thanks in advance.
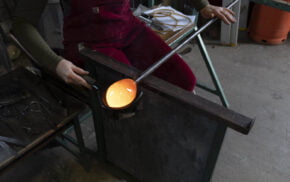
[81,75,97,85]
[81,75,101,92]
[135,0,239,83]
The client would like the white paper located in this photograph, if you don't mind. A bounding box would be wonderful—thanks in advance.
[144,6,196,32]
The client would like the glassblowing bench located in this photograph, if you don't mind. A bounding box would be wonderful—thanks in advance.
[80,47,254,182]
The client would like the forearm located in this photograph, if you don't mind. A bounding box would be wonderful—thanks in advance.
[10,0,91,89]
[11,0,61,72]
[11,18,62,72]
[190,0,209,11]
[163,0,209,11]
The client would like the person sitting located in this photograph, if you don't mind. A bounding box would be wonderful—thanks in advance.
[11,0,235,91]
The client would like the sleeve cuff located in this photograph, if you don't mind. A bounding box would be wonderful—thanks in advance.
[191,0,209,11]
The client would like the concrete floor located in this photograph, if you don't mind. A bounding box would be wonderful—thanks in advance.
[188,34,290,182]
[1,33,290,182]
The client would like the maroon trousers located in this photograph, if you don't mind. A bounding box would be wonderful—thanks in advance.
[92,26,196,91]
[64,26,196,91]
[63,0,195,91]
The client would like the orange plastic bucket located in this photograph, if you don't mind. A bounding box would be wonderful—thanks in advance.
[248,3,290,45]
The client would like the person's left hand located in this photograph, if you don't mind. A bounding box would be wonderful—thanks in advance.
[200,4,236,24]
[56,59,91,89]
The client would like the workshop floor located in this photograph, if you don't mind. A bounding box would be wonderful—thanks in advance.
[190,33,290,182]
[1,32,290,182]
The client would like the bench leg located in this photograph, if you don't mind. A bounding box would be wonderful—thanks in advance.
[195,27,230,108]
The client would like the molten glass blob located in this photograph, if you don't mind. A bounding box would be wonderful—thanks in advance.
[105,79,137,109]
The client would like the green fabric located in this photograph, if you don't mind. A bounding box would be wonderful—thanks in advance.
[190,0,209,11]
[164,0,209,12]
[11,0,62,72]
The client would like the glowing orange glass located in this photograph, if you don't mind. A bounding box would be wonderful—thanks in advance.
[105,79,137,109]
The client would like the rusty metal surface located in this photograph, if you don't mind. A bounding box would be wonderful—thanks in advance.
[0,68,85,171]
[81,48,254,182]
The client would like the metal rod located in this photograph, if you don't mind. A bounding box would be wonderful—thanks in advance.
[61,134,79,146]
[135,0,239,83]
[73,118,86,153]
[195,27,230,108]
[89,85,107,161]
[55,137,80,158]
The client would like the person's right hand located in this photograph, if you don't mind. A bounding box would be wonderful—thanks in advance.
[56,59,91,89]
[200,4,236,25]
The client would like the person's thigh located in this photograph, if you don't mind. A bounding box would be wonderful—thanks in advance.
[92,47,131,65]
[64,43,131,67]
[123,27,196,91]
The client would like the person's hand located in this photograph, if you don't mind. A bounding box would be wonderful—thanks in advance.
[56,59,91,89]
[200,4,236,25]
